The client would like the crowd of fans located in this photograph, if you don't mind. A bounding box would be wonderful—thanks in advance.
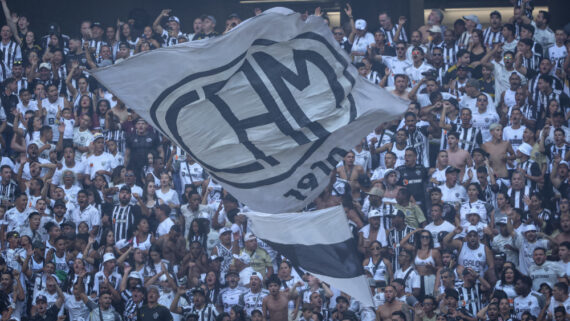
[0,0,568,321]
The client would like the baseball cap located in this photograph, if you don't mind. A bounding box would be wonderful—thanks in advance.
[560,161,570,168]
[517,143,532,156]
[250,271,262,280]
[103,253,116,263]
[93,133,104,141]
[35,295,47,303]
[428,25,442,33]
[383,168,400,181]
[366,187,384,197]
[466,226,478,234]
[192,287,206,296]
[168,16,180,24]
[39,62,51,70]
[445,97,459,108]
[210,255,224,262]
[355,19,367,30]
[524,224,538,233]
[53,199,66,208]
[226,270,240,277]
[202,15,216,25]
[92,22,103,29]
[128,272,142,280]
[244,232,256,242]
[496,217,508,225]
[368,209,382,219]
[463,14,480,24]
[219,227,232,235]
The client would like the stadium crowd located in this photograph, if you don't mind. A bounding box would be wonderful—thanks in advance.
[0,0,568,321]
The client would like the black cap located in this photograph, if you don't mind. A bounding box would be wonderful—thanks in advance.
[445,97,459,108]
[92,22,103,29]
[53,199,67,208]
[36,295,47,303]
[192,287,205,296]
[226,270,239,277]
[457,65,469,71]
[132,285,145,292]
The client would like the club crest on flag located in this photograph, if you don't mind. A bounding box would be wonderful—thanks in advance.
[92,7,407,213]
[149,32,357,190]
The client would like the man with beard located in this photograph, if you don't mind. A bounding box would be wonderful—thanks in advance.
[528,247,564,290]
[138,287,172,321]
[217,270,247,313]
[376,285,411,321]
[172,287,217,321]
[262,275,300,321]
[110,185,142,242]
[239,272,269,317]
[513,275,544,319]
[444,226,495,277]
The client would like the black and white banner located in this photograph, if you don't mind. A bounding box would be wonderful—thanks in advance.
[92,7,407,213]
[244,206,373,306]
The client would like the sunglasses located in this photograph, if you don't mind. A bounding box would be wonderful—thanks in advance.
[334,32,343,35]
[420,235,430,239]
[432,53,442,56]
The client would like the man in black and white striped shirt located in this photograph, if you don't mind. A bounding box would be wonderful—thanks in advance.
[378,13,407,47]
[483,11,504,48]
[0,26,21,76]
[110,185,142,243]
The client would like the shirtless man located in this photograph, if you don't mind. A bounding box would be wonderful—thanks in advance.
[335,150,365,196]
[554,213,570,244]
[387,74,411,100]
[110,99,129,123]
[376,285,411,321]
[262,275,301,321]
[482,123,516,182]
[446,132,472,179]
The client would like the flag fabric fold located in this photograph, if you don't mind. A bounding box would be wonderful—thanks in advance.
[244,206,374,307]
[91,7,407,213]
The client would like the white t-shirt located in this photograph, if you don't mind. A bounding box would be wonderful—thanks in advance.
[61,118,75,139]
[393,266,421,294]
[528,261,565,291]
[350,32,375,62]
[72,128,94,162]
[41,97,63,142]
[64,293,91,321]
[440,184,467,203]
[514,292,543,319]
[17,100,38,116]
[503,125,526,151]
[424,220,455,248]
[83,152,114,180]
[156,217,175,237]
[548,44,568,71]
[471,109,500,142]
[52,161,86,187]
[70,204,101,231]
[405,62,434,88]
[382,56,412,87]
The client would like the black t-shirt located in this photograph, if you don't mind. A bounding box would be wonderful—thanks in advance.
[396,164,428,204]
[126,131,160,169]
[29,304,60,321]
[137,304,173,321]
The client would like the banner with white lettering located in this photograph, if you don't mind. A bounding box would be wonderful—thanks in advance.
[92,7,407,213]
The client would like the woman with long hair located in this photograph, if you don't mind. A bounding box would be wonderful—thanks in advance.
[25,115,42,147]
[132,217,154,253]
[156,172,179,218]
[468,29,487,78]
[401,228,442,299]
[95,99,111,132]
[66,258,92,295]
[144,245,169,282]
[494,266,520,299]
[229,306,246,321]
[74,94,95,125]
[362,240,393,286]
[116,23,138,54]
[188,219,208,250]
[202,270,222,306]
[110,165,126,187]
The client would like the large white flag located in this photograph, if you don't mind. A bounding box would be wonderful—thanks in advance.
[244,206,374,307]
[92,7,407,213]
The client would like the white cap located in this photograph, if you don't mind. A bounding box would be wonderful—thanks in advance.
[368,209,382,219]
[128,272,142,280]
[428,25,442,33]
[463,14,480,24]
[466,226,478,234]
[233,253,251,265]
[524,224,538,233]
[219,227,232,235]
[244,232,256,242]
[39,62,51,70]
[355,19,367,30]
[517,143,532,157]
[103,253,116,263]
[250,271,262,280]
